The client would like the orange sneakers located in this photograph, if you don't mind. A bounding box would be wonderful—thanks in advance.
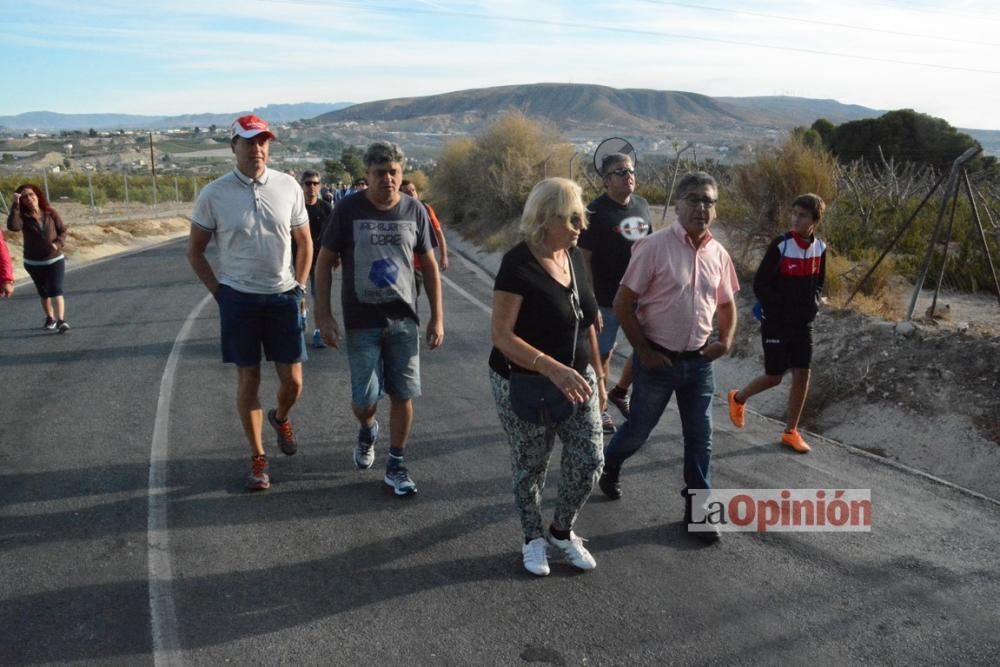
[727,390,745,428]
[781,430,811,453]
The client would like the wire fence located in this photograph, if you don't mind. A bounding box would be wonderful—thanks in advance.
[0,171,221,224]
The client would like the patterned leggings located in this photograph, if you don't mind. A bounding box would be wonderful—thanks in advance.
[489,368,604,541]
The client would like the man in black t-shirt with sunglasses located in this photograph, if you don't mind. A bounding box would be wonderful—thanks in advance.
[578,152,651,435]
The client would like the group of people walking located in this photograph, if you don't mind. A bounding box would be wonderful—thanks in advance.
[185,116,828,576]
[187,116,446,497]
[4,112,828,577]
[491,159,743,575]
[490,152,826,575]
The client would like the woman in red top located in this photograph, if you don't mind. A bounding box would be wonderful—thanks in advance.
[6,184,70,331]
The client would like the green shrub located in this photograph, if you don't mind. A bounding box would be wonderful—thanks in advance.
[726,134,839,265]
[432,111,573,238]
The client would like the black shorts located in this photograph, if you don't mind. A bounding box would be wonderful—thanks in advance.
[24,258,66,298]
[760,321,812,375]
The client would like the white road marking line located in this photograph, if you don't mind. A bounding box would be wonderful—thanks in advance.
[148,293,213,667]
[441,273,492,315]
[142,273,484,664]
[455,252,496,287]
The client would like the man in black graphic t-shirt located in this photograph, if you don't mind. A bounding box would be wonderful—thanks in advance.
[578,152,651,434]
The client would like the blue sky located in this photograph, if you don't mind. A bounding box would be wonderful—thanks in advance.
[4,0,999,129]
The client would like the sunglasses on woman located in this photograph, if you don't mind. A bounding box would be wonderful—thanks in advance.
[556,213,585,231]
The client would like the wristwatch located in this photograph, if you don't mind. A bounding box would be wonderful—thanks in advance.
[295,281,308,295]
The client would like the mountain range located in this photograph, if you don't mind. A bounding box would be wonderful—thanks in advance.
[0,102,353,132]
[3,83,996,155]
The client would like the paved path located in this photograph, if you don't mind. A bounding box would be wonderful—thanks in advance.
[1,239,997,665]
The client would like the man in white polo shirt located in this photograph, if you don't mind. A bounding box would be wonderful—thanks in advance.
[187,114,313,491]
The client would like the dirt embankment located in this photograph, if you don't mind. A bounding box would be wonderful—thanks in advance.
[719,285,1000,499]
[4,216,191,282]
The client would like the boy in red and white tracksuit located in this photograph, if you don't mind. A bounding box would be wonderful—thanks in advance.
[728,193,827,453]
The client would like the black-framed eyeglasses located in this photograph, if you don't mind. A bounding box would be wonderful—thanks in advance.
[608,168,636,178]
[682,195,718,208]
[304,181,321,186]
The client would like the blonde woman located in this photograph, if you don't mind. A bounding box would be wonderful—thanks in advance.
[489,177,606,576]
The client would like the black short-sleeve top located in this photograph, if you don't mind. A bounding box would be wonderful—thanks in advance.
[488,241,598,379]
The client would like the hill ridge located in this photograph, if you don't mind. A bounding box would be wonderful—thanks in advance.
[315,82,879,133]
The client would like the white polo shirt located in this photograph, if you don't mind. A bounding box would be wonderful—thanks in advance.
[192,167,308,294]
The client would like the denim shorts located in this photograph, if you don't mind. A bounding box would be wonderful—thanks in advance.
[597,305,621,356]
[216,284,306,367]
[345,318,421,407]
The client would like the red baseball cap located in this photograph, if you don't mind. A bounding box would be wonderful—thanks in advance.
[231,114,275,141]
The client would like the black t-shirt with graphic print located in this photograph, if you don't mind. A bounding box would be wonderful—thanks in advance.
[578,193,652,307]
[322,192,431,329]
[488,242,598,379]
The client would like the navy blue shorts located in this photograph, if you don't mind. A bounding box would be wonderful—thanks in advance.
[760,321,812,375]
[24,258,65,298]
[216,284,306,367]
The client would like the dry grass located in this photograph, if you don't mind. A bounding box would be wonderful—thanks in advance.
[824,253,903,319]
[479,221,521,253]
[5,216,190,281]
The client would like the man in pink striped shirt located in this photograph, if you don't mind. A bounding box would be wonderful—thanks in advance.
[599,171,739,543]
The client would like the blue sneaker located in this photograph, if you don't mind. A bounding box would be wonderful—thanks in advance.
[384,464,417,496]
[312,328,326,349]
[354,420,378,470]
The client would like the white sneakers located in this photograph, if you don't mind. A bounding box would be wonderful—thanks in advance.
[522,537,550,576]
[522,532,597,576]
[547,532,597,570]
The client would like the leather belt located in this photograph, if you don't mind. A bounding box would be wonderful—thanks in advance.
[649,341,705,361]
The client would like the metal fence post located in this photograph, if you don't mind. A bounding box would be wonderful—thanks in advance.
[123,168,130,221]
[87,171,96,222]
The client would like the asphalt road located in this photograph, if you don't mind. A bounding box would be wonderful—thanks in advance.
[1,238,998,666]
